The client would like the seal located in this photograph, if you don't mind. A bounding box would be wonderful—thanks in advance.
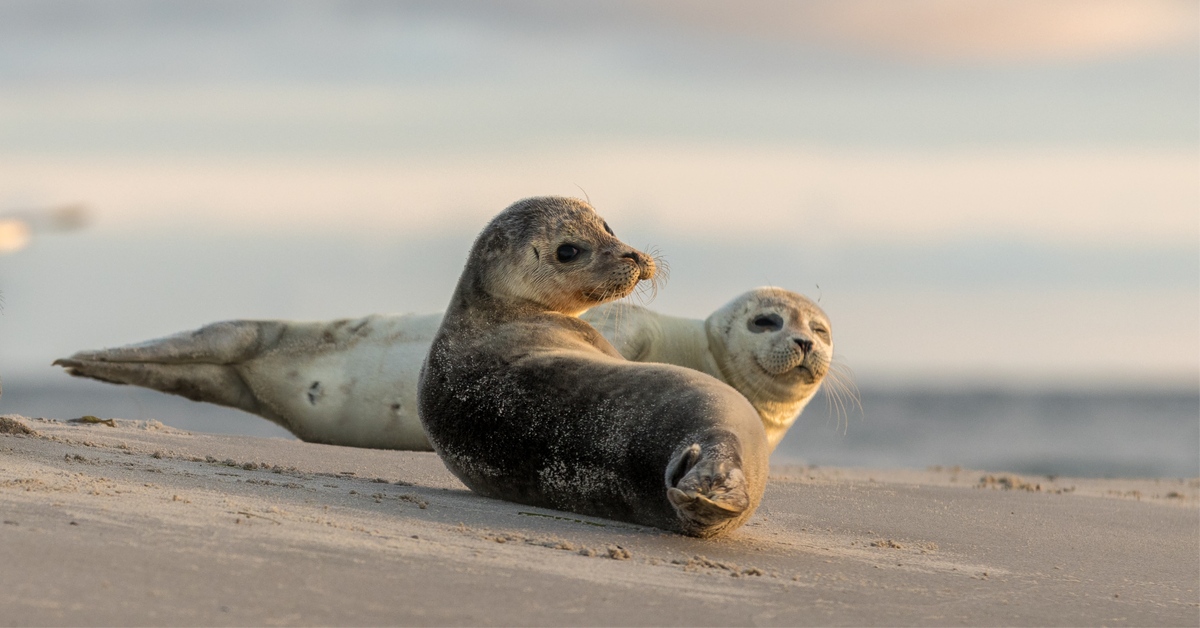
[418,196,768,537]
[55,295,842,452]
[56,314,443,450]
[581,287,840,450]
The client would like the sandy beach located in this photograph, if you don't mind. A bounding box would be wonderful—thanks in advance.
[1,414,1196,627]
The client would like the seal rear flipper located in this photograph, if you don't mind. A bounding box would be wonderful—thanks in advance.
[53,359,263,416]
[55,320,284,366]
[665,441,750,531]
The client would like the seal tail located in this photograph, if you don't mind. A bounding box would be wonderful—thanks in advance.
[57,320,278,366]
[665,438,750,532]
[55,358,264,413]
[52,320,281,414]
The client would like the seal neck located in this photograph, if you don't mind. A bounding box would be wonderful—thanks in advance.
[703,315,735,386]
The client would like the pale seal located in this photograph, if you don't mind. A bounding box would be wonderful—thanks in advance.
[582,287,837,450]
[57,314,442,449]
[419,196,768,537]
[54,293,838,452]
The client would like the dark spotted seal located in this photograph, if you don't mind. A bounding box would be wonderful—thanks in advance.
[418,196,768,537]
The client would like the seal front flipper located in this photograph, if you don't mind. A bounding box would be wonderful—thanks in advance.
[665,439,751,531]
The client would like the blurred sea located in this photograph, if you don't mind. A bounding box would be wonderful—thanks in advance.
[2,372,1195,479]
[778,386,1199,480]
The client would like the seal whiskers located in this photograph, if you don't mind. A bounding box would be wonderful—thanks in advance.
[631,246,670,304]
[822,357,862,434]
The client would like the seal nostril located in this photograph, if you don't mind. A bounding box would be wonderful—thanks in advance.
[621,251,642,264]
[794,338,813,354]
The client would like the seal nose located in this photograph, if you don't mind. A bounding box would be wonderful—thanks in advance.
[793,337,813,355]
[616,248,655,281]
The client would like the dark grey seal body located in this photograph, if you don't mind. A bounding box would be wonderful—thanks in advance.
[418,196,768,537]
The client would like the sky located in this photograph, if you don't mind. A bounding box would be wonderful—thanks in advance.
[0,0,1197,388]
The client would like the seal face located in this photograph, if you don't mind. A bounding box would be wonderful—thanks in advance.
[419,196,768,537]
[707,288,835,449]
[459,196,654,316]
[582,287,839,450]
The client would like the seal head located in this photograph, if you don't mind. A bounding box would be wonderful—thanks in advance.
[707,288,833,449]
[458,196,654,317]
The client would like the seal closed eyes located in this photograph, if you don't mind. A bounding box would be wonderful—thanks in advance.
[418,196,768,537]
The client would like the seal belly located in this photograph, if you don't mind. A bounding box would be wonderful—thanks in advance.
[242,328,432,450]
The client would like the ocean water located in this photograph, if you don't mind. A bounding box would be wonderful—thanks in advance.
[776,387,1199,480]
[2,372,1195,479]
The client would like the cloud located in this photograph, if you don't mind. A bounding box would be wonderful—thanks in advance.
[1,145,1193,247]
[641,0,1198,63]
[0,204,88,254]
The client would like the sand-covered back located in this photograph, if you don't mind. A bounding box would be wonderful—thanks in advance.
[1,415,1196,626]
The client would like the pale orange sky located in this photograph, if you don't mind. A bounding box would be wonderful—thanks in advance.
[646,0,1198,62]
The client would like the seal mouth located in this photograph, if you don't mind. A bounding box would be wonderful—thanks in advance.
[750,356,818,385]
[794,364,816,384]
[751,357,789,380]
[749,356,771,376]
[581,280,638,303]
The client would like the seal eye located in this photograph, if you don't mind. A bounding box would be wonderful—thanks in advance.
[748,314,784,333]
[602,222,614,236]
[556,244,581,263]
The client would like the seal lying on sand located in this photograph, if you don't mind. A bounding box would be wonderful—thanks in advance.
[54,287,841,452]
[59,314,444,449]
[418,196,767,537]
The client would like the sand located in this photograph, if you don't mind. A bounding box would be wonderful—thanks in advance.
[0,414,1196,627]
